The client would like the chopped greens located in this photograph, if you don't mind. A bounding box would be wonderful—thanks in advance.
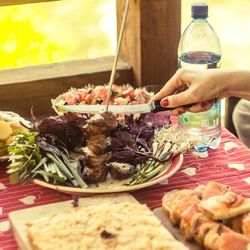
[7,131,87,188]
[7,131,42,184]
[110,113,171,165]
[5,111,191,188]
[128,126,191,186]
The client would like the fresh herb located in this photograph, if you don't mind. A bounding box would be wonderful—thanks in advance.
[110,112,173,165]
[6,112,189,188]
[110,113,170,165]
[7,131,42,184]
[128,126,191,185]
[7,131,87,188]
[37,112,88,150]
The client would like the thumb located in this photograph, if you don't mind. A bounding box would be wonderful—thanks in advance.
[160,91,192,108]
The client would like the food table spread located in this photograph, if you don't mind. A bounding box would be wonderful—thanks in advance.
[1,126,250,250]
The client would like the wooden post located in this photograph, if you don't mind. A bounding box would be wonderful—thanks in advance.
[117,0,181,86]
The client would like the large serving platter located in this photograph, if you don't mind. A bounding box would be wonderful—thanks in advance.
[33,154,183,195]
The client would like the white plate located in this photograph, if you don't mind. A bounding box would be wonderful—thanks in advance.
[33,154,183,195]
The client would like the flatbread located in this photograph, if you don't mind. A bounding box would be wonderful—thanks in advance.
[27,202,188,250]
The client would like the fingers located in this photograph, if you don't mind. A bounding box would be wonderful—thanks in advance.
[186,102,214,113]
[171,107,186,116]
[170,101,214,116]
[160,90,193,108]
[152,70,184,101]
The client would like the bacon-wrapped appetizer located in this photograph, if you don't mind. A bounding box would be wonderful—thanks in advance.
[162,182,250,250]
[163,189,201,226]
[199,182,230,200]
[200,191,250,220]
[224,211,250,238]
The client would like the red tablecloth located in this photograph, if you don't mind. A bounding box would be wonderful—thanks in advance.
[1,128,250,250]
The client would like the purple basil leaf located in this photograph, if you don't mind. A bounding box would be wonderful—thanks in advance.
[37,113,87,150]
[143,111,172,127]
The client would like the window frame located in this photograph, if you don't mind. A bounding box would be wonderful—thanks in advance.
[0,0,181,117]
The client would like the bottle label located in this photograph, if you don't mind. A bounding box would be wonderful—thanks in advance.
[178,102,220,128]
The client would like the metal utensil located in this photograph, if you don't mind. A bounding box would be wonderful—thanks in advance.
[105,0,130,112]
[57,100,175,114]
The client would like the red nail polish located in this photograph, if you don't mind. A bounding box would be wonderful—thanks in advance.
[160,98,169,107]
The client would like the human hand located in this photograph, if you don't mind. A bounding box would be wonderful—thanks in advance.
[152,68,228,116]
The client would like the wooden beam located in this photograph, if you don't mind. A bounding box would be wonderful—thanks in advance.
[117,0,181,87]
[0,57,132,117]
[0,0,58,6]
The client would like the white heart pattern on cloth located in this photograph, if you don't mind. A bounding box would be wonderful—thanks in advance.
[192,151,209,158]
[19,195,36,205]
[243,177,250,185]
[159,178,169,185]
[224,142,238,152]
[0,221,10,232]
[228,163,245,171]
[0,183,6,190]
[182,167,197,176]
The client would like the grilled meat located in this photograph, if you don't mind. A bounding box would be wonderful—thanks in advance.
[84,112,117,136]
[83,165,110,183]
[82,112,117,183]
[86,136,112,155]
[108,162,135,180]
[84,148,112,168]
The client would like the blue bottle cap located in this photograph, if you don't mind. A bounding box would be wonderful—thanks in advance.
[192,2,208,19]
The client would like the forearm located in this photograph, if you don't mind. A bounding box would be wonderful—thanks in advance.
[219,70,250,100]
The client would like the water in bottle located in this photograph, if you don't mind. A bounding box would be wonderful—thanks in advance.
[178,3,221,151]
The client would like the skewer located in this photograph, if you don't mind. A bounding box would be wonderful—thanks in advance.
[105,0,130,112]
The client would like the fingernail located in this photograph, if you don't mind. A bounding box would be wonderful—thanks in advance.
[160,98,169,107]
[201,101,207,107]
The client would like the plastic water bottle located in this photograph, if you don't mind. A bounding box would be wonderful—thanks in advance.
[178,2,221,151]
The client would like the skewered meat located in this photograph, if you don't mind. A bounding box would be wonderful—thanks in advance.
[82,112,117,183]
[84,148,112,168]
[83,165,109,183]
[84,112,117,136]
[108,162,135,180]
[86,135,112,155]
